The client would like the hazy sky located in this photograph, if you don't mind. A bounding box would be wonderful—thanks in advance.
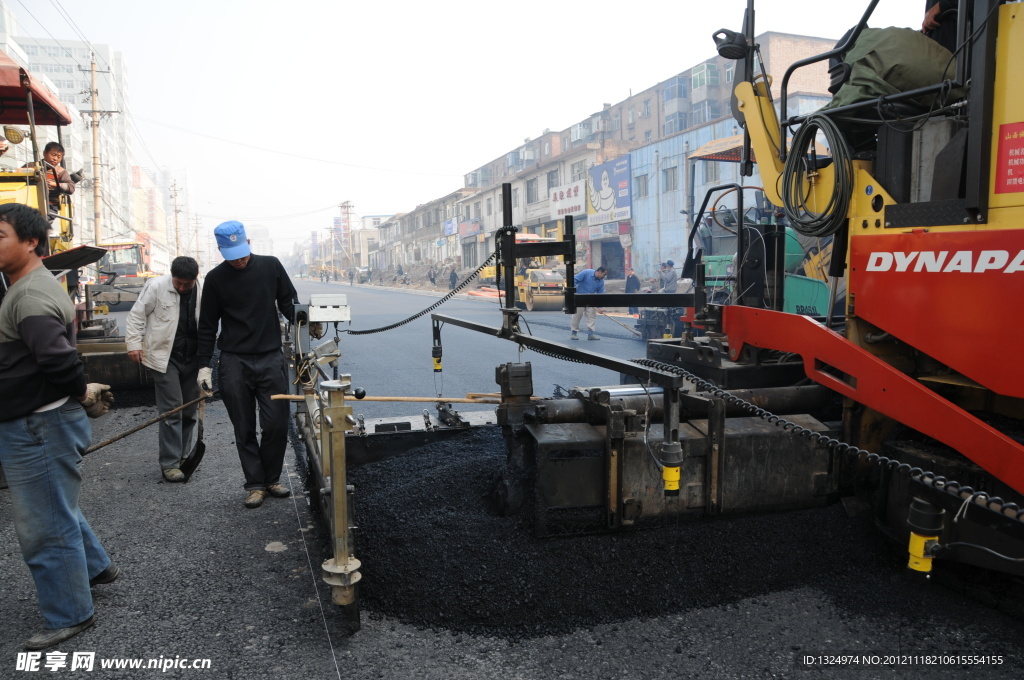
[12,0,921,252]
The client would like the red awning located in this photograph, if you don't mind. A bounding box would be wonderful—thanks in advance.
[689,134,755,163]
[0,51,73,126]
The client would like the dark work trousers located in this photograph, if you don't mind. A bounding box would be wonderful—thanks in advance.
[152,355,200,471]
[218,350,290,490]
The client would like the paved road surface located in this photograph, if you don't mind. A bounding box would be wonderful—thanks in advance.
[1,279,1021,679]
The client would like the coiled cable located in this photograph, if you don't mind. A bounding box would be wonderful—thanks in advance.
[781,112,854,238]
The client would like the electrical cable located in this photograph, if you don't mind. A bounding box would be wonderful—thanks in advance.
[932,542,1024,564]
[781,112,853,238]
[343,252,497,335]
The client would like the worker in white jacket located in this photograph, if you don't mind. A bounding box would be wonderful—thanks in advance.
[125,256,202,482]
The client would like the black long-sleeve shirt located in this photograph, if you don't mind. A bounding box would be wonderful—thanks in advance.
[197,254,296,367]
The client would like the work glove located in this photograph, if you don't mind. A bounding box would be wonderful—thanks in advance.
[79,383,113,419]
[197,367,213,396]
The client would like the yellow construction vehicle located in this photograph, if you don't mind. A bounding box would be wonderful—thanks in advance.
[0,54,148,390]
[514,268,565,311]
[0,52,101,273]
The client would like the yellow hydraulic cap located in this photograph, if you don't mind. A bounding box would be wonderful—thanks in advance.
[662,465,680,496]
[907,532,938,573]
[431,322,443,372]
[906,497,945,573]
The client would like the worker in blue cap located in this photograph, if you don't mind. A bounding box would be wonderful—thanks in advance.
[196,221,298,508]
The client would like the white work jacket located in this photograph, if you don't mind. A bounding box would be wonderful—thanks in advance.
[125,275,202,374]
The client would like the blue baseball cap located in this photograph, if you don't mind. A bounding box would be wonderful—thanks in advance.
[214,221,250,260]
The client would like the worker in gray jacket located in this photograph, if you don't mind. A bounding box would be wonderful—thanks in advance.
[656,260,678,294]
[125,256,202,482]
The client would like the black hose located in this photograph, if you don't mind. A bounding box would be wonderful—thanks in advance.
[781,113,854,238]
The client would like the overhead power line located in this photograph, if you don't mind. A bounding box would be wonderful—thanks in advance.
[133,115,462,178]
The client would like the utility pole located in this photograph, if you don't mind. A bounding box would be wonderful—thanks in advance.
[191,214,202,267]
[170,182,182,256]
[329,225,335,279]
[84,55,105,245]
[81,54,113,246]
[339,200,354,267]
[655,150,661,263]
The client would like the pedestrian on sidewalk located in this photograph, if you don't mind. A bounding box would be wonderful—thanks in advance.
[570,266,607,341]
[125,256,202,483]
[449,266,458,290]
[656,260,678,294]
[196,220,297,509]
[0,203,117,650]
[625,267,641,315]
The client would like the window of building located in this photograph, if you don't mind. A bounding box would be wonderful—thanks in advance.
[372,218,381,227]
[474,202,481,219]
[526,178,539,204]
[611,114,620,130]
[705,161,720,184]
[663,76,688,101]
[628,108,635,125]
[571,160,586,182]
[544,142,550,156]
[691,99,722,126]
[691,62,720,90]
[663,112,688,136]
[725,62,735,84]
[546,169,560,192]
[662,166,678,192]
[44,45,72,58]
[635,173,649,198]
[643,99,651,118]
[23,44,38,56]
[645,130,652,141]
[486,198,492,216]
[513,187,520,208]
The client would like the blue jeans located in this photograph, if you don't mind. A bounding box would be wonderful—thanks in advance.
[0,400,111,629]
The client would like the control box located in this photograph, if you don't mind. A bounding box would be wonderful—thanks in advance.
[308,294,351,322]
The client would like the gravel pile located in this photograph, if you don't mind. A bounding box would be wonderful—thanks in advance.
[350,428,908,639]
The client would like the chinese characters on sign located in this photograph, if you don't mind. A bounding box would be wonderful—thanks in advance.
[995,122,1024,194]
[549,180,587,220]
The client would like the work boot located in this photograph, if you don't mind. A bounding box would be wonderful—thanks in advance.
[266,483,291,498]
[162,468,185,483]
[89,564,120,587]
[244,489,267,509]
[588,334,601,341]
[24,616,94,650]
[570,331,579,340]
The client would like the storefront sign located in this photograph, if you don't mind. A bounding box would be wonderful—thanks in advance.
[459,219,482,238]
[549,180,587,220]
[587,156,632,226]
